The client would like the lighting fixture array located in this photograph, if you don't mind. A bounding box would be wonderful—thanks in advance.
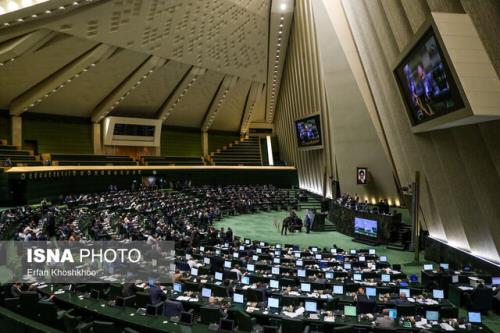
[22,62,97,112]
[203,87,230,131]
[268,14,285,122]
[162,74,199,120]
[1,1,91,28]
[107,68,156,113]
[241,103,255,134]
[0,56,17,67]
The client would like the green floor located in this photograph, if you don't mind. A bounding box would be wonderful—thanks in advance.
[215,210,500,332]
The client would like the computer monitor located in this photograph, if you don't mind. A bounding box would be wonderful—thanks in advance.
[433,289,444,299]
[344,263,352,270]
[216,249,221,255]
[312,247,318,253]
[256,248,262,254]
[185,254,192,260]
[224,243,229,248]
[315,254,322,260]
[399,288,410,298]
[305,301,317,313]
[359,256,366,262]
[440,263,449,270]
[379,256,387,262]
[492,277,500,285]
[260,242,265,247]
[333,285,344,295]
[247,264,255,272]
[202,288,212,298]
[274,250,281,256]
[268,297,280,309]
[388,308,397,319]
[423,264,433,271]
[350,249,357,255]
[331,248,337,254]
[296,260,303,267]
[190,268,198,276]
[344,305,357,316]
[369,249,376,255]
[252,255,259,261]
[300,283,311,292]
[270,279,279,289]
[233,252,239,259]
[426,310,439,321]
[200,246,205,252]
[381,274,391,282]
[233,293,244,304]
[276,244,281,249]
[272,267,280,275]
[241,276,250,285]
[245,239,251,245]
[173,283,182,293]
[224,261,232,269]
[220,319,235,332]
[239,245,245,251]
[204,257,210,265]
[297,269,306,278]
[326,272,334,279]
[215,272,223,281]
[399,281,409,287]
[273,258,280,264]
[353,273,362,281]
[366,287,377,297]
[468,312,481,324]
[452,275,459,283]
[294,252,301,258]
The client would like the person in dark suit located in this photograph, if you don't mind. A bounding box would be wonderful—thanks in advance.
[164,299,184,317]
[210,254,224,275]
[149,281,166,305]
[10,283,21,297]
[355,287,369,302]
[281,214,292,235]
[122,283,138,297]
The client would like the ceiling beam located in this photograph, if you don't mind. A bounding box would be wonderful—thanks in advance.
[240,82,265,134]
[156,66,207,121]
[10,43,116,116]
[201,75,239,132]
[0,29,55,65]
[91,55,167,122]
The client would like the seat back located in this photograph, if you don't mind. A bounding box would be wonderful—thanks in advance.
[281,318,305,333]
[213,285,229,297]
[134,292,150,308]
[63,312,80,333]
[164,300,183,317]
[200,306,223,324]
[357,300,377,314]
[3,297,19,311]
[262,325,279,333]
[92,321,117,333]
[19,291,38,315]
[281,295,300,307]
[396,304,417,316]
[232,309,255,332]
[37,300,58,325]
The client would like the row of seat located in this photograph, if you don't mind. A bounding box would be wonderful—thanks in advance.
[141,155,205,166]
[210,137,263,166]
[0,144,43,166]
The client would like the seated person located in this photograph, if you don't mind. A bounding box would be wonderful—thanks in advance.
[375,309,396,328]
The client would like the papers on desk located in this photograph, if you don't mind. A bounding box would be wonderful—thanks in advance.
[176,296,190,301]
[458,286,474,291]
[440,323,455,331]
[309,314,320,320]
[37,284,48,289]
[188,298,199,302]
[324,316,335,322]
[283,311,300,318]
[246,307,258,313]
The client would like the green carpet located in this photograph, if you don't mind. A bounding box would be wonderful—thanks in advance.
[215,210,500,332]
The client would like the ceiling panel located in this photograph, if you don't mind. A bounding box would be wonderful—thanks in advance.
[211,78,252,131]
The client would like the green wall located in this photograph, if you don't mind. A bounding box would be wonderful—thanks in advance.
[22,115,92,154]
[0,113,11,144]
[208,133,240,153]
[161,128,202,157]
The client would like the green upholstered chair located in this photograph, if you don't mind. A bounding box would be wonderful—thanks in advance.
[200,305,224,325]
[63,312,92,333]
[92,320,120,333]
[134,291,150,308]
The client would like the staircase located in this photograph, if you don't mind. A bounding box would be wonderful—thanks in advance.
[208,137,262,166]
[0,144,42,166]
[386,224,412,250]
[290,189,337,232]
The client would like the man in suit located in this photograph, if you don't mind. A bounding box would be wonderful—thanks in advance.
[281,213,292,235]
[164,299,184,317]
[149,281,166,305]
[10,283,21,297]
[375,309,396,329]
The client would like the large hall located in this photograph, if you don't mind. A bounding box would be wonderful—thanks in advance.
[0,0,499,333]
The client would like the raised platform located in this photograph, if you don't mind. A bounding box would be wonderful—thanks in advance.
[0,166,298,205]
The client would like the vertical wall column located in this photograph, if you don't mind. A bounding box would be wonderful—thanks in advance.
[92,122,103,155]
[202,131,209,157]
[11,116,22,148]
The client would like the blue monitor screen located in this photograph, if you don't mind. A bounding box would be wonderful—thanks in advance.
[268,297,280,309]
[297,269,306,277]
[492,277,500,285]
[215,272,223,281]
[433,289,444,299]
[354,217,378,238]
[202,288,211,298]
[173,283,182,293]
[400,289,410,298]
[326,272,334,279]
[241,276,250,285]
[333,285,344,295]
[468,312,481,324]
[270,280,279,289]
[388,308,397,319]
[426,311,439,321]
[301,283,311,292]
[366,287,377,297]
[305,301,317,312]
[247,264,255,272]
[295,114,322,148]
[381,274,391,282]
[233,293,244,304]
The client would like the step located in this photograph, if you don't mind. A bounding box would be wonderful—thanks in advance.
[386,243,406,251]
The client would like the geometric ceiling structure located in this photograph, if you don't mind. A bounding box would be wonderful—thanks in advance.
[0,0,294,133]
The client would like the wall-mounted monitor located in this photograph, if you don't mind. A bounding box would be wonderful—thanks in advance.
[354,217,378,238]
[294,113,323,151]
[103,116,162,147]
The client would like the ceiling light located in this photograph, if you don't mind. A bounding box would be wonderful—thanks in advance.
[280,3,287,11]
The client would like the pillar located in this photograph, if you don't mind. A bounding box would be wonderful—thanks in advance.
[11,115,22,148]
[202,131,209,157]
[92,122,103,154]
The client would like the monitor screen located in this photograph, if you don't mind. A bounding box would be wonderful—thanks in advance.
[315,254,322,260]
[381,274,391,282]
[468,312,481,324]
[369,249,376,255]
[204,257,210,265]
[440,263,449,270]
[233,252,239,258]
[305,301,317,313]
[241,276,250,285]
[331,248,337,254]
[247,264,255,272]
[239,246,245,251]
[400,289,410,298]
[276,244,281,249]
[366,287,377,297]
[268,297,280,309]
[224,261,232,269]
[344,305,357,317]
[433,289,444,299]
[272,267,280,275]
[333,285,344,295]
[297,269,306,278]
[423,264,433,271]
[296,260,303,267]
[173,283,182,293]
[300,283,311,292]
[452,275,459,283]
[215,272,223,281]
[270,280,279,289]
[252,255,258,261]
[354,273,362,281]
[326,272,334,279]
[274,250,281,256]
[350,249,357,255]
[185,254,192,260]
[256,248,262,254]
[380,256,387,262]
[359,256,366,262]
[200,246,205,252]
[202,288,211,298]
[354,217,378,238]
[312,247,318,252]
[394,29,465,126]
[245,239,251,245]
[344,263,352,270]
[294,252,301,258]
[295,114,323,149]
[190,268,198,276]
[233,293,244,304]
[388,308,398,319]
[426,310,439,321]
[273,258,281,264]
[492,277,500,285]
[216,249,221,255]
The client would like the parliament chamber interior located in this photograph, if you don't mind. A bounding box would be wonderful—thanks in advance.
[0,0,500,333]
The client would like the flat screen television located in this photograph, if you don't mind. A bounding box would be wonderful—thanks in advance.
[354,217,378,238]
[394,29,464,126]
[294,113,323,150]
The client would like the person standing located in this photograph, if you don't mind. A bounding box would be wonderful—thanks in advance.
[281,215,289,236]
